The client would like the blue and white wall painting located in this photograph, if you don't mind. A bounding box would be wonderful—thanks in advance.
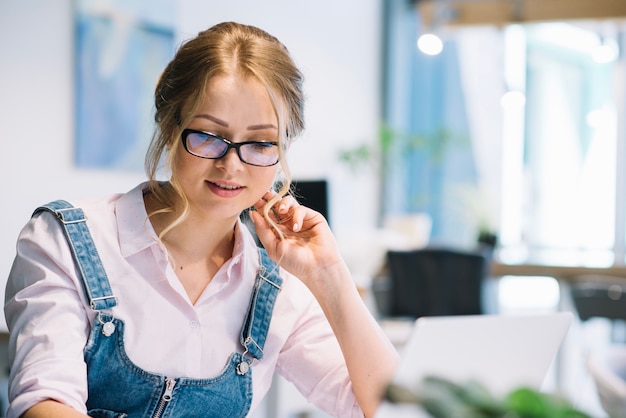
[74,0,175,170]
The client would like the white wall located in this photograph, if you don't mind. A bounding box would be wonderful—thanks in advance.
[0,0,383,329]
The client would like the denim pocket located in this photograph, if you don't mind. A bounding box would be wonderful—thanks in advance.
[88,409,128,418]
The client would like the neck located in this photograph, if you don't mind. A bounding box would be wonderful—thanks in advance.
[144,189,238,267]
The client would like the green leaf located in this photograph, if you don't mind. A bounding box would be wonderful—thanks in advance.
[384,377,591,418]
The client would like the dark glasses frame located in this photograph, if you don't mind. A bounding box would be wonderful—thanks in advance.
[181,128,280,167]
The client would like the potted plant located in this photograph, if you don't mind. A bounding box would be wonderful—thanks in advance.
[378,376,591,418]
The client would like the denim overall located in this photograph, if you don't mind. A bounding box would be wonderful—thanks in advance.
[36,200,282,418]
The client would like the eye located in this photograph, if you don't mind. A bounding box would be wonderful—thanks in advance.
[250,142,276,153]
[188,132,219,146]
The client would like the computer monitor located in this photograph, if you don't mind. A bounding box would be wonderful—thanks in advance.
[291,179,330,227]
[240,179,330,246]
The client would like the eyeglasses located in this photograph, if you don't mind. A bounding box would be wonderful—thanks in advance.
[181,129,279,167]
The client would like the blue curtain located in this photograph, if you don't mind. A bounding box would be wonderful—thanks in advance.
[381,0,477,245]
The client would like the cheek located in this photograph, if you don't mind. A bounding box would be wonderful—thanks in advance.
[171,143,187,174]
[174,148,204,176]
[174,159,212,194]
[253,167,279,192]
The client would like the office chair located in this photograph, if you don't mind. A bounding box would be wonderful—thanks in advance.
[384,247,488,318]
[570,277,626,342]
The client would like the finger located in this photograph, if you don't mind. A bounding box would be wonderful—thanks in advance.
[261,189,277,201]
[249,209,264,228]
[275,195,300,215]
[249,210,280,247]
[290,204,309,232]
[253,190,276,211]
[254,193,301,225]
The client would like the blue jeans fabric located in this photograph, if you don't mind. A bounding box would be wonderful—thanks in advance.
[36,201,283,418]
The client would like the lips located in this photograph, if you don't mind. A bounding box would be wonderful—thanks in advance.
[206,180,245,197]
[210,181,242,190]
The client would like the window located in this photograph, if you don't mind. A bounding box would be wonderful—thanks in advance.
[499,22,623,266]
[382,1,625,265]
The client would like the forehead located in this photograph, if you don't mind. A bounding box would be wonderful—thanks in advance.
[203,74,273,110]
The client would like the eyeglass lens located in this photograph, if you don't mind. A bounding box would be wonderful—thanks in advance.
[184,130,279,167]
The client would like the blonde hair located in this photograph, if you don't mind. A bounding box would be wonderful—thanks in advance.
[145,21,305,238]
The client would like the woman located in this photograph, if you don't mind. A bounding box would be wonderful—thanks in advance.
[4,21,398,418]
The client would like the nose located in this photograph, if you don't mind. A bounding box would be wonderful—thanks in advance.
[215,147,244,171]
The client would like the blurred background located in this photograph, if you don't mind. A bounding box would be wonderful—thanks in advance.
[2,0,626,417]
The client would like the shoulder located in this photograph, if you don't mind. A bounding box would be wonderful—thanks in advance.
[32,182,147,225]
[14,188,140,281]
[27,195,121,244]
[13,193,123,270]
[32,192,126,223]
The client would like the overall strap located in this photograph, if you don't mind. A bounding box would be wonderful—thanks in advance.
[240,248,283,361]
[34,200,118,311]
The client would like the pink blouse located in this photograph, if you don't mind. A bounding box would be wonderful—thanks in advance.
[4,183,363,418]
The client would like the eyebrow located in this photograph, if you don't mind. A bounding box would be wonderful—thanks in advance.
[247,124,278,131]
[194,114,228,127]
[194,114,277,131]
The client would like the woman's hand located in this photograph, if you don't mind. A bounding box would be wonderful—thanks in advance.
[249,190,345,289]
[250,190,399,417]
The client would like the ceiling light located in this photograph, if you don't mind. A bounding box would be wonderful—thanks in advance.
[417,33,443,55]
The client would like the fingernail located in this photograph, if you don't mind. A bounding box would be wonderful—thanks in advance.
[293,223,299,231]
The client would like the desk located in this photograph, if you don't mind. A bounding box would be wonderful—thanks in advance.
[490,261,626,282]
[489,260,626,324]
[490,261,626,395]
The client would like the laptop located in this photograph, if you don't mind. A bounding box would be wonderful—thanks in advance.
[390,312,573,397]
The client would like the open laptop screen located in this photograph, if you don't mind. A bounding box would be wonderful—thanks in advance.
[391,312,573,397]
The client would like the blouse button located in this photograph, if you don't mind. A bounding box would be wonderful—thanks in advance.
[189,319,199,329]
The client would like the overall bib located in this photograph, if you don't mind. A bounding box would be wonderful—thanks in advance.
[36,200,282,418]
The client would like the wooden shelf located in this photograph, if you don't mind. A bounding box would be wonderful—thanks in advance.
[418,0,626,27]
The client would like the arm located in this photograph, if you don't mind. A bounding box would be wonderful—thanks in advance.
[5,213,92,418]
[22,401,90,418]
[250,193,399,417]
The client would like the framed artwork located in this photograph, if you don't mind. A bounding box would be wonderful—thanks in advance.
[74,0,175,170]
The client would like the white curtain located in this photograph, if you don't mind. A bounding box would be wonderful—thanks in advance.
[455,27,506,233]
